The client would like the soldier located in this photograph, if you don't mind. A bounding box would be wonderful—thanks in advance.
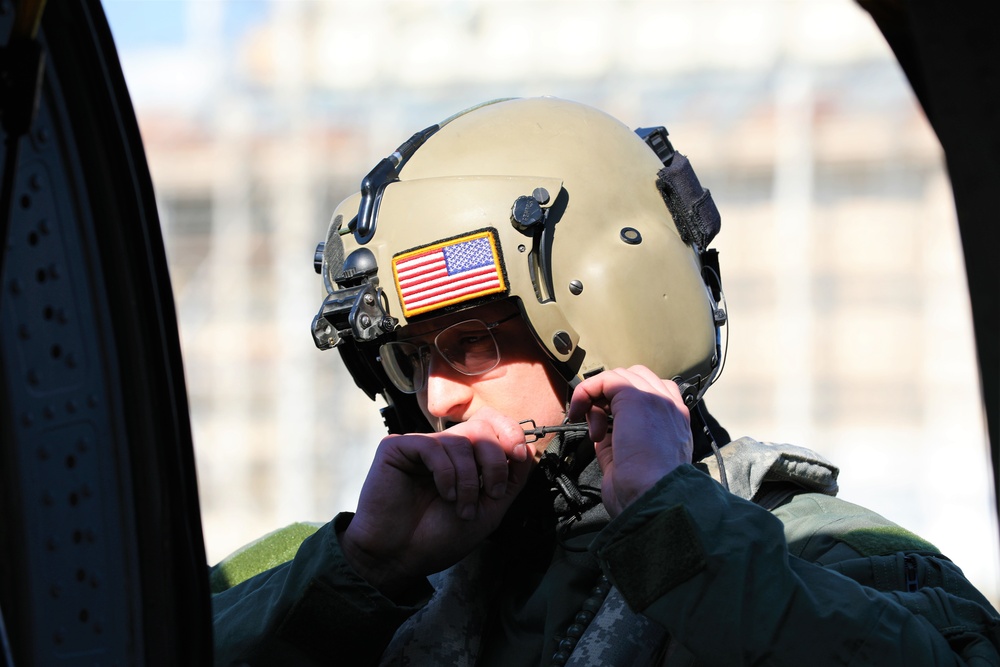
[211,97,1000,665]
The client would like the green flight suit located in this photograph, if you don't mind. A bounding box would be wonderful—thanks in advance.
[211,437,1000,665]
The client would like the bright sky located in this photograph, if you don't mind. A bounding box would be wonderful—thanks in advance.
[101,0,268,50]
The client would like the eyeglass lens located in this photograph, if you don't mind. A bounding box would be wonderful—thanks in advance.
[378,318,502,394]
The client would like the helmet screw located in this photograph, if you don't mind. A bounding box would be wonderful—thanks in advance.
[568,280,583,295]
[359,314,371,328]
[532,187,550,205]
[552,331,573,355]
[364,293,375,305]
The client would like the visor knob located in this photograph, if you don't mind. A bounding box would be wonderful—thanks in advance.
[510,188,549,236]
[511,193,546,234]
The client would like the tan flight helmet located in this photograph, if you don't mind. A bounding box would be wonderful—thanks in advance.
[312,97,726,432]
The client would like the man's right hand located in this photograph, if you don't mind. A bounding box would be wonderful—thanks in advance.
[340,407,535,597]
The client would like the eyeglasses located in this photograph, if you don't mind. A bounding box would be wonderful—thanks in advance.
[378,312,519,394]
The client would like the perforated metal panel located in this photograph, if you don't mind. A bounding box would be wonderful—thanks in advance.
[3,113,136,662]
[1,1,211,664]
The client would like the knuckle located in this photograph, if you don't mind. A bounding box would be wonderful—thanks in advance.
[456,479,481,494]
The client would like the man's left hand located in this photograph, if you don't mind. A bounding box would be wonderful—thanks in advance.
[567,366,693,517]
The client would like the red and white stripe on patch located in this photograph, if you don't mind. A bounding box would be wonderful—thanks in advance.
[392,230,506,318]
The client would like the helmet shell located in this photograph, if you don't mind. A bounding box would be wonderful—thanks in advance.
[327,97,719,393]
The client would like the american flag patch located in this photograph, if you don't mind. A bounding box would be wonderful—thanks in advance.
[392,230,507,318]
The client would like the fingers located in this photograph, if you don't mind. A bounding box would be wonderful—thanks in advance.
[451,408,534,499]
[385,408,532,521]
[567,365,688,437]
[436,433,484,520]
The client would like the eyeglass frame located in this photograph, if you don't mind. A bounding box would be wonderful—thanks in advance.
[378,311,521,394]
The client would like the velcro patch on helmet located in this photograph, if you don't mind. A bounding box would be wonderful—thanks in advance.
[392,229,508,318]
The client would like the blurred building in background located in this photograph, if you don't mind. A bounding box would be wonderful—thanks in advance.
[104,0,996,601]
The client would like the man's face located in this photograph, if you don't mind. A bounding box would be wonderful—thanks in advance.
[397,300,567,451]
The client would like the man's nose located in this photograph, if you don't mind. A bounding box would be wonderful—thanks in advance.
[423,353,474,422]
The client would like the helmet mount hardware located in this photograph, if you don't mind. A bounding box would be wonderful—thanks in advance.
[354,124,441,245]
[568,280,584,295]
[338,247,378,285]
[310,247,398,350]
